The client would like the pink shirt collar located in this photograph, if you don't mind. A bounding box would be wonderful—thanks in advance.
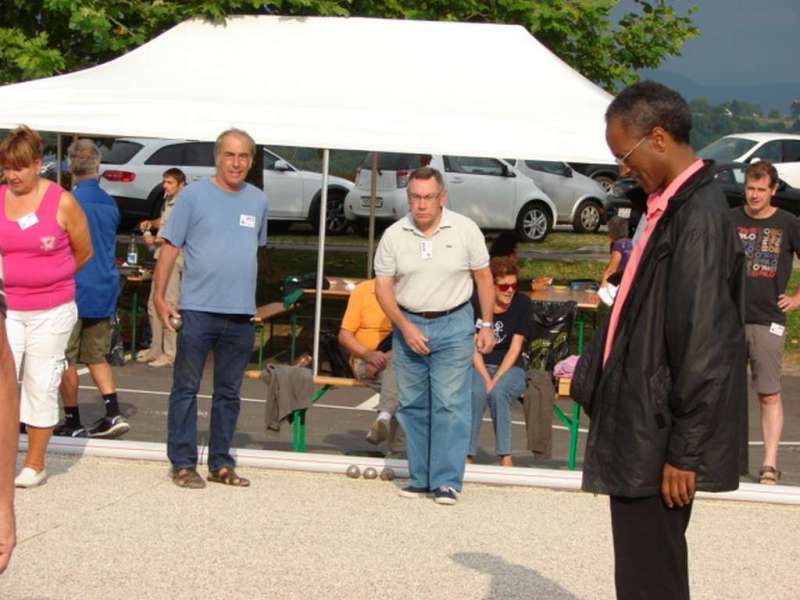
[645,159,705,218]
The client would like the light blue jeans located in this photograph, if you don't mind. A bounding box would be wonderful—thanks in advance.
[469,365,527,457]
[393,304,474,491]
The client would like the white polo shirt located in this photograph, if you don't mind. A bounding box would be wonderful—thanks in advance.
[374,208,489,312]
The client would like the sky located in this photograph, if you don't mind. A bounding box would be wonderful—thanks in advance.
[616,0,800,85]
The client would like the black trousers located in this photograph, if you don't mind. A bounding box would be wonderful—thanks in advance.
[610,495,693,600]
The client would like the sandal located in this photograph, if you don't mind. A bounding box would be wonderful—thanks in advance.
[172,467,206,489]
[207,466,250,487]
[758,465,781,485]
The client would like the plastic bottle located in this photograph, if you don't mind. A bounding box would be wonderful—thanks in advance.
[127,233,139,265]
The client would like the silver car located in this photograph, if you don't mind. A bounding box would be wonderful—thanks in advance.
[509,160,610,233]
[344,153,557,242]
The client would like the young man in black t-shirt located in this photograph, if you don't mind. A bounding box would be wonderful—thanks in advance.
[730,160,800,484]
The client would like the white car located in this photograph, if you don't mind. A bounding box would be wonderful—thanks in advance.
[507,159,610,233]
[343,153,557,242]
[99,138,354,233]
[698,132,800,188]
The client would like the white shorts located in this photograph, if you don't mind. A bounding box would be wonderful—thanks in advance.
[7,301,78,427]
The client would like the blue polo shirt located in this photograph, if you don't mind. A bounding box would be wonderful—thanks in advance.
[73,179,120,318]
[161,178,268,315]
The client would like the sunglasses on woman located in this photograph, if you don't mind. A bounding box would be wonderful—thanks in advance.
[496,282,517,291]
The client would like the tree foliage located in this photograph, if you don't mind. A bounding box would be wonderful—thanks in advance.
[1,0,698,90]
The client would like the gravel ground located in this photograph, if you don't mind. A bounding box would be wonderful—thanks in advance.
[1,455,798,600]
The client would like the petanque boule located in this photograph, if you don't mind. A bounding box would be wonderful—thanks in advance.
[379,468,395,481]
[346,465,361,479]
[169,315,183,331]
[362,467,378,480]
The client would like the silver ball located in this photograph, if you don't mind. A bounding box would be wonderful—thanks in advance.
[346,464,361,479]
[379,468,395,481]
[169,315,183,331]
[363,467,378,480]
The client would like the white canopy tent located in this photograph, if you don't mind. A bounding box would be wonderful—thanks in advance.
[0,15,614,380]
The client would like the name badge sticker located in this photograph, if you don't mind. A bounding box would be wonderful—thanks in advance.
[18,213,39,230]
[769,322,785,336]
[420,240,433,260]
[239,214,256,228]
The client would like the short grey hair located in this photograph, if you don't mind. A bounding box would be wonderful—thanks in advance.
[407,166,446,193]
[67,139,101,177]
[214,128,256,160]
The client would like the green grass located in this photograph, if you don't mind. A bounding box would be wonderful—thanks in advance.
[524,232,608,253]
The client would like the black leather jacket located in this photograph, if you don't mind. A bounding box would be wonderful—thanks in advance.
[572,161,747,497]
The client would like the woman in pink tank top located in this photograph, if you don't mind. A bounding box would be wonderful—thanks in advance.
[0,126,92,489]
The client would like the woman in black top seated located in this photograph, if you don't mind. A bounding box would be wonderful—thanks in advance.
[468,256,530,466]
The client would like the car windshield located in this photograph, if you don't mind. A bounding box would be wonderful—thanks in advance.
[698,137,757,161]
[359,152,430,171]
[101,141,144,165]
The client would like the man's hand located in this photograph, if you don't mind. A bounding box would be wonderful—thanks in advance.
[484,376,495,394]
[0,504,16,574]
[661,463,696,508]
[777,293,800,312]
[475,328,495,355]
[401,322,430,355]
[364,350,388,372]
[154,296,181,332]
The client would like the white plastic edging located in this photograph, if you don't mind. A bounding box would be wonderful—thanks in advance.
[22,436,800,506]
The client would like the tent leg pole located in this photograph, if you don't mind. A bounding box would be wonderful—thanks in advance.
[56,134,63,186]
[312,149,330,379]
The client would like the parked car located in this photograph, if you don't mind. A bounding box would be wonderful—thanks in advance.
[507,159,610,233]
[343,153,557,242]
[604,161,800,235]
[698,132,800,188]
[98,138,354,234]
[567,162,619,193]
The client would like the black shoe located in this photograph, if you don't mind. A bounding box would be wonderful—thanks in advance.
[398,486,430,499]
[19,423,26,435]
[433,486,459,505]
[87,415,130,439]
[53,421,88,438]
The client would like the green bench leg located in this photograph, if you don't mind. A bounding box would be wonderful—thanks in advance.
[291,386,331,452]
[130,289,138,357]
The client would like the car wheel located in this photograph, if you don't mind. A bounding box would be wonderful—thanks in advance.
[310,191,349,235]
[572,200,603,233]
[516,202,552,243]
[592,174,616,193]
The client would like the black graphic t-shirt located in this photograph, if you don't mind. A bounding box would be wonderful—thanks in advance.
[471,292,530,368]
[731,207,800,325]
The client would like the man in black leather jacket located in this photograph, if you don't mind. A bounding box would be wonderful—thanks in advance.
[572,81,747,600]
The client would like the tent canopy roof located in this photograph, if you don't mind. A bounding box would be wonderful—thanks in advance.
[0,15,613,163]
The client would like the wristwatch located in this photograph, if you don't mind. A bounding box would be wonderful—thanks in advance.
[476,319,493,329]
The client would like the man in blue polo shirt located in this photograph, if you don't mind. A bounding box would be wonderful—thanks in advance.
[56,139,129,439]
[154,128,268,489]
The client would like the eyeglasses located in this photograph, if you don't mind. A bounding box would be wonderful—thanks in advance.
[409,192,440,203]
[496,282,517,291]
[615,135,649,167]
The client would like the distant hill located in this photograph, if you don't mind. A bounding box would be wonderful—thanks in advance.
[640,70,799,114]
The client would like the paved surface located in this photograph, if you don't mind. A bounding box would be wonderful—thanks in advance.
[69,358,800,486]
[2,454,798,600]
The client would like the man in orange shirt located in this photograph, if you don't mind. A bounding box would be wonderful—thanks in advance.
[339,279,399,448]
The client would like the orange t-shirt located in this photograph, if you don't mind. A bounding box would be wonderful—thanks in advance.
[340,280,392,351]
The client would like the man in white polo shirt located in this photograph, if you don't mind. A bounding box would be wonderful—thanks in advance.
[374,166,496,505]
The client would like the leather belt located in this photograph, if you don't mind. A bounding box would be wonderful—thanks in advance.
[401,301,468,320]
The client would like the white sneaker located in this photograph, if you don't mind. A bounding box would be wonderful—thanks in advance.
[136,350,157,363]
[15,467,47,488]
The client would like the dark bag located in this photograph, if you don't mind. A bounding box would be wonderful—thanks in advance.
[319,331,354,378]
[569,321,607,418]
[527,300,577,373]
[281,273,329,297]
[105,312,126,367]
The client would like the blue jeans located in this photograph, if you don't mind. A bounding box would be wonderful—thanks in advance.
[469,365,527,456]
[167,310,254,471]
[393,304,474,491]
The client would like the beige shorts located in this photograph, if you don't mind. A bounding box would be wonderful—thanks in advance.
[745,323,784,395]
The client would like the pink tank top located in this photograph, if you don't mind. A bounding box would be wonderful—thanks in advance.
[0,182,76,310]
